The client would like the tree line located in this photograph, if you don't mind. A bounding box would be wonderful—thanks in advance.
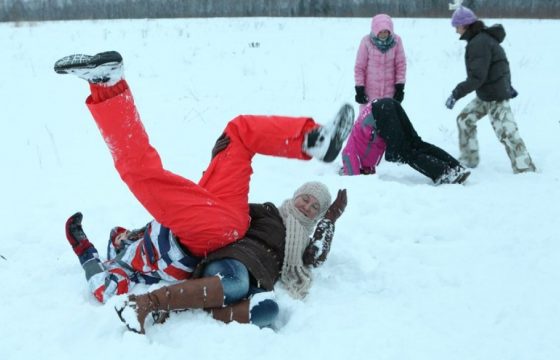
[2,0,559,22]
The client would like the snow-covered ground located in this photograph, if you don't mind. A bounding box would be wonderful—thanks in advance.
[1,17,559,360]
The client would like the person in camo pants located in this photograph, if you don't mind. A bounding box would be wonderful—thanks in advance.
[445,5,536,174]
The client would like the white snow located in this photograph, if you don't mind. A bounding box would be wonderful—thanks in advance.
[113,296,142,333]
[1,17,559,360]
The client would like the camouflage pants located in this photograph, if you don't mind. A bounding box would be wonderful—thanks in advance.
[456,97,536,173]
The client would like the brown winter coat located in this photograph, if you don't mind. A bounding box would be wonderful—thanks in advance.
[192,202,334,290]
[192,202,286,290]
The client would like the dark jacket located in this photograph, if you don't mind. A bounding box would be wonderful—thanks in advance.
[193,202,286,290]
[453,22,513,102]
[192,202,334,291]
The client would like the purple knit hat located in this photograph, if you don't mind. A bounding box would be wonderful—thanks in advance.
[451,6,478,27]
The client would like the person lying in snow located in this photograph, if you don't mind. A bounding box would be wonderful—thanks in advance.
[117,182,345,333]
[55,51,351,333]
[340,98,470,185]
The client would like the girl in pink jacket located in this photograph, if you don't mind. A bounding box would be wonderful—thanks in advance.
[354,14,407,106]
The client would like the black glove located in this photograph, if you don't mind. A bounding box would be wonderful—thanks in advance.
[324,189,347,223]
[303,218,334,267]
[354,86,368,104]
[211,133,230,159]
[510,86,518,99]
[302,189,347,267]
[393,83,405,103]
[445,94,457,109]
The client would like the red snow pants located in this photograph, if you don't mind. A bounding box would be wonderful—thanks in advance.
[86,84,316,256]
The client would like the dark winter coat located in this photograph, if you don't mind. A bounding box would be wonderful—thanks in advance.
[192,202,334,291]
[192,202,286,291]
[453,22,513,102]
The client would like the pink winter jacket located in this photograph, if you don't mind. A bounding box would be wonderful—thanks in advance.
[341,103,386,176]
[354,14,407,101]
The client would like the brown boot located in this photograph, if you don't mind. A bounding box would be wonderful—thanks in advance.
[210,299,250,324]
[115,276,224,333]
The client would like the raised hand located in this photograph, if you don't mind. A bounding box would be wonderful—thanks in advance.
[324,189,347,223]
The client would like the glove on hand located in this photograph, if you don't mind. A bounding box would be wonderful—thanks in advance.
[324,189,347,223]
[354,86,368,104]
[510,86,518,99]
[445,94,457,109]
[302,218,334,267]
[393,83,405,103]
[303,190,347,267]
[211,133,231,159]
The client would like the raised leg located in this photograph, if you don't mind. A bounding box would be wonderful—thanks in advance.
[198,114,317,210]
[57,51,351,256]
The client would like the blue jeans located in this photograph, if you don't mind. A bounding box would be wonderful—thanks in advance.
[202,258,279,328]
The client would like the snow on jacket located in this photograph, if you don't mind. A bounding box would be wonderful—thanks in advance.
[354,14,407,100]
[341,102,387,175]
[453,23,513,102]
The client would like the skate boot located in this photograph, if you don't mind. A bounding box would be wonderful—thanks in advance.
[54,51,123,85]
[304,104,354,162]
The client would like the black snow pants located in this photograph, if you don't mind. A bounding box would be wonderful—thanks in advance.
[371,98,462,182]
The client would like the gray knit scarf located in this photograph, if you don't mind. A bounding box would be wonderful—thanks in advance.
[277,198,318,299]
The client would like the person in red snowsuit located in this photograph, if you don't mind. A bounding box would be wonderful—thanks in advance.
[56,51,353,306]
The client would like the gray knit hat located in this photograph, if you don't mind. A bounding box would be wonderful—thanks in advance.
[293,181,332,215]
